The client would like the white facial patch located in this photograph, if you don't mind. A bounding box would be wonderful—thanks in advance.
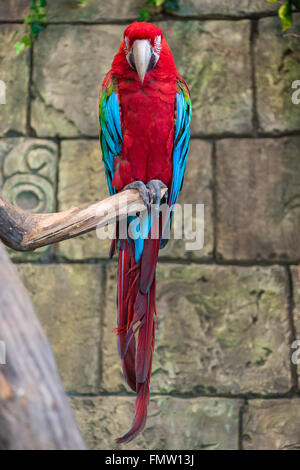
[153,35,162,63]
[124,35,162,76]
[124,35,130,55]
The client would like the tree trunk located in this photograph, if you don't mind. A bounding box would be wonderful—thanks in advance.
[0,243,86,450]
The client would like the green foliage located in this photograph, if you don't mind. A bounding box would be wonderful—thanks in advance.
[147,0,165,6]
[138,0,179,22]
[164,0,180,10]
[139,8,150,22]
[15,0,47,54]
[279,1,293,30]
[268,0,300,31]
[15,0,90,54]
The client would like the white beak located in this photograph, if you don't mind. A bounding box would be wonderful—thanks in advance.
[132,39,152,83]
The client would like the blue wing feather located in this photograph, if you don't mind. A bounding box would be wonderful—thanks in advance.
[169,82,192,210]
[160,79,191,249]
[99,80,122,196]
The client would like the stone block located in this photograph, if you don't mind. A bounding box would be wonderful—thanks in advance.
[102,264,291,396]
[31,25,124,137]
[216,137,300,262]
[71,396,241,450]
[46,0,143,21]
[0,24,29,136]
[163,20,252,135]
[18,264,103,394]
[56,139,111,260]
[243,399,300,450]
[0,138,58,261]
[256,15,300,133]
[0,0,28,21]
[169,0,278,17]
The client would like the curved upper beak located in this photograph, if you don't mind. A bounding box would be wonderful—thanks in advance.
[132,39,152,83]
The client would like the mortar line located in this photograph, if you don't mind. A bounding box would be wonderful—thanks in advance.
[12,257,300,267]
[98,262,107,393]
[285,266,299,392]
[238,399,246,450]
[27,12,280,27]
[212,140,218,261]
[250,19,259,136]
[67,391,300,400]
[2,131,300,141]
[0,20,24,24]
[54,140,61,213]
[26,39,34,137]
[52,137,63,264]
[45,137,62,265]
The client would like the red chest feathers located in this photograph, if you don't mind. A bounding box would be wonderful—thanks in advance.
[112,78,176,191]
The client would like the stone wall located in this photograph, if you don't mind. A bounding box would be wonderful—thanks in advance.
[0,0,300,450]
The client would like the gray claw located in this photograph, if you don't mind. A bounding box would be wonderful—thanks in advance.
[122,181,150,211]
[146,179,168,216]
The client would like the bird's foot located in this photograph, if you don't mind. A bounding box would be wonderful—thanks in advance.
[146,179,168,217]
[122,181,150,211]
[122,180,168,216]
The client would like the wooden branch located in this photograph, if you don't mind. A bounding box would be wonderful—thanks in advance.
[0,242,86,450]
[0,188,167,252]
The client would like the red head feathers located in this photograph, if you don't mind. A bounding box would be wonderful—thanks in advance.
[111,22,176,84]
[123,22,163,47]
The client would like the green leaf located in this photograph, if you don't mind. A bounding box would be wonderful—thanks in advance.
[14,41,26,55]
[31,21,44,39]
[139,8,150,21]
[278,1,293,31]
[38,7,47,17]
[268,0,279,2]
[22,35,31,47]
[24,14,34,24]
[164,0,180,10]
[146,0,164,5]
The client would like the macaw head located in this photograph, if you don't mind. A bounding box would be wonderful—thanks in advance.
[122,22,164,83]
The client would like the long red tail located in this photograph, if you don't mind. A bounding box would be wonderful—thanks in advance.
[115,231,160,444]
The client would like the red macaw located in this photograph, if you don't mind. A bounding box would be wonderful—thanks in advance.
[99,22,191,443]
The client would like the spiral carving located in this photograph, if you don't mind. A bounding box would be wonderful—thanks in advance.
[2,139,57,213]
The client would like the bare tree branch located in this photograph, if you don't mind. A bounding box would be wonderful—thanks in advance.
[283,32,300,39]
[0,188,167,252]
